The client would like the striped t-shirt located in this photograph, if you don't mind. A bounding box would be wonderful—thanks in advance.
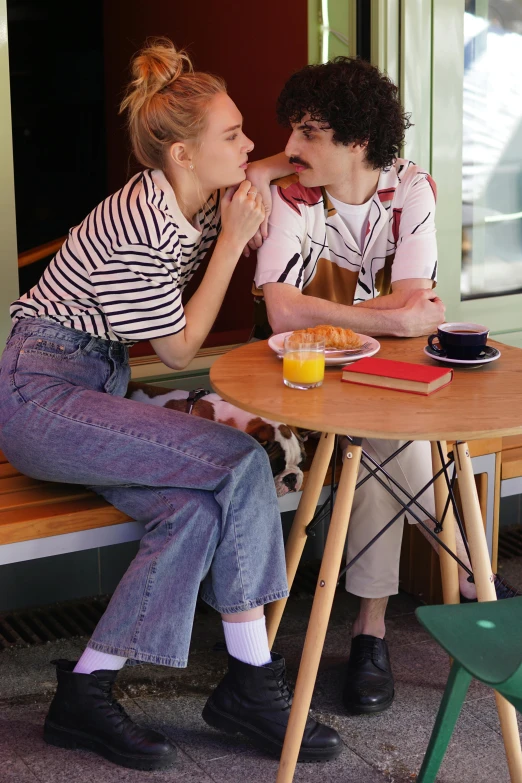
[11,169,221,343]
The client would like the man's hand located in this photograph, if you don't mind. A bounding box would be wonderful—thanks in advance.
[397,288,445,337]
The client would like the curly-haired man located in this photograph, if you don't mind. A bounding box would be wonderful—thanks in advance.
[252,57,473,716]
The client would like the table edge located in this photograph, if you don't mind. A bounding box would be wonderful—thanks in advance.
[210,375,522,442]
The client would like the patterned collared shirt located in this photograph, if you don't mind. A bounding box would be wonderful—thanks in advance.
[255,158,437,305]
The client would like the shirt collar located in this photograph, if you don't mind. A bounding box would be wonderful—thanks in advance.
[150,169,202,242]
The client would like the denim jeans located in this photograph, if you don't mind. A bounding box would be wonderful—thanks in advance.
[0,318,289,667]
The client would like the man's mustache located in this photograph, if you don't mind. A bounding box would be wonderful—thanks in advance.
[289,156,310,168]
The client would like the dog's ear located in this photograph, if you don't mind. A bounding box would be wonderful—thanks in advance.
[191,399,216,421]
[277,424,294,440]
[246,417,276,445]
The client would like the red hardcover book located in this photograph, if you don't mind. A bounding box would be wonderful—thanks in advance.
[341,357,453,395]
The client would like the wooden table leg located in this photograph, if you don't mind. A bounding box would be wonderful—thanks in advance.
[431,442,460,605]
[454,442,522,783]
[266,432,336,648]
[275,442,362,783]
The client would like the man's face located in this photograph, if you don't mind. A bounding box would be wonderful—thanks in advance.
[284,114,354,188]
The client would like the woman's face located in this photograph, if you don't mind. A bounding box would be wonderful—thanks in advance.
[192,92,254,191]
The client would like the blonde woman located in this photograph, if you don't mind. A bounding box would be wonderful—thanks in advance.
[0,39,340,771]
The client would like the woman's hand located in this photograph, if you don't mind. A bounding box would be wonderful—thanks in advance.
[241,161,273,256]
[220,180,265,253]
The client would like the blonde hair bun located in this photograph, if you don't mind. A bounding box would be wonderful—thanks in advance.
[120,37,226,170]
[121,37,193,116]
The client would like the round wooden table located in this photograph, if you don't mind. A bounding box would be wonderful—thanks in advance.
[210,336,522,783]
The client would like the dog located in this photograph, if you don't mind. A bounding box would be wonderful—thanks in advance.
[127,382,306,497]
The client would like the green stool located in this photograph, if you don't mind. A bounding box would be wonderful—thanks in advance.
[415,597,522,782]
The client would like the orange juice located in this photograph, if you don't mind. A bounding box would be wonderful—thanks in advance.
[283,351,325,386]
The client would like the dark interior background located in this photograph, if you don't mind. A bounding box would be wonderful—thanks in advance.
[8,0,308,349]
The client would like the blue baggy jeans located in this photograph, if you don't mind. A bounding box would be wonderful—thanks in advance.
[0,318,289,667]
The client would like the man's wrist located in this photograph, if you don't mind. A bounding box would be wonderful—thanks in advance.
[247,153,292,181]
[245,159,266,181]
[382,309,407,337]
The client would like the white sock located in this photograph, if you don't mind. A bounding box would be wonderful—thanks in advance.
[222,616,272,667]
[73,646,127,675]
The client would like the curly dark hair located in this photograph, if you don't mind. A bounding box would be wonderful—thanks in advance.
[276,56,412,170]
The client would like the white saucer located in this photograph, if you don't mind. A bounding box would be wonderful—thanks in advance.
[424,344,501,366]
[268,332,380,366]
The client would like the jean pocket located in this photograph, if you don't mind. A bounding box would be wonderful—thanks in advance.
[19,335,86,361]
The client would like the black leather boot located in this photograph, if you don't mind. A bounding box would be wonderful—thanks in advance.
[44,659,176,770]
[342,635,394,714]
[202,653,341,762]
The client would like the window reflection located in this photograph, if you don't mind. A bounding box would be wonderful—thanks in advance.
[462,0,522,299]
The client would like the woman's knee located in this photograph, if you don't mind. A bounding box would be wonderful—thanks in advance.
[217,424,272,473]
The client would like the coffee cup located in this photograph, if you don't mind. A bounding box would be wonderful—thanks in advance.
[427,322,489,360]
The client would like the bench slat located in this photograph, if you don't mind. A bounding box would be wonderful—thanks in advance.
[0,483,95,511]
[0,462,23,479]
[0,497,131,545]
[502,435,522,452]
[501,447,522,481]
[0,475,47,494]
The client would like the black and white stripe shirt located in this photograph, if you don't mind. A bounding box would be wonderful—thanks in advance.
[11,169,221,343]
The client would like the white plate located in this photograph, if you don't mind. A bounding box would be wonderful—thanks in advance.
[268,331,380,366]
[423,344,501,366]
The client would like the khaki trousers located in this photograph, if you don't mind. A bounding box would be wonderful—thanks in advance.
[343,439,435,599]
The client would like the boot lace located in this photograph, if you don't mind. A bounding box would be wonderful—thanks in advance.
[272,672,294,710]
[350,636,377,665]
[98,679,132,724]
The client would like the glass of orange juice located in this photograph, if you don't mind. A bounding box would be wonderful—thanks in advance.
[283,334,325,390]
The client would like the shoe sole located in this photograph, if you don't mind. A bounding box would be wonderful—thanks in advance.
[43,719,177,771]
[342,691,395,715]
[202,701,342,762]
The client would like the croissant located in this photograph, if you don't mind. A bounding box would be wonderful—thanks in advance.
[291,325,363,350]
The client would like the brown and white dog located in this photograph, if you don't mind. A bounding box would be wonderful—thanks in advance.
[127,382,306,497]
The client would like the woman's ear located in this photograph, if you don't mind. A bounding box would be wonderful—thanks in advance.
[169,142,192,171]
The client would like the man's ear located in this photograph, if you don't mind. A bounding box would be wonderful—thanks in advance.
[351,139,369,154]
[169,141,192,171]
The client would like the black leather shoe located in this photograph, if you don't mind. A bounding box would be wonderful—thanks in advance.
[342,635,394,715]
[44,659,177,770]
[202,653,342,762]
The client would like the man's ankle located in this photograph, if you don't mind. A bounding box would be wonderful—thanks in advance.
[351,621,385,640]
[352,596,388,640]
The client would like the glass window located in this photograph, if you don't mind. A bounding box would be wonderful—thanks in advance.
[462,0,522,299]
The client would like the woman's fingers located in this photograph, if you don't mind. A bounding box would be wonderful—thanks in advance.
[221,181,265,250]
[223,185,236,203]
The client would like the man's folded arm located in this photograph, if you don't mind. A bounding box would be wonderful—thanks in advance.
[353,278,433,311]
[262,282,408,336]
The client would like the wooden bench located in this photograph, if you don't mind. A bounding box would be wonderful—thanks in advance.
[0,449,141,566]
[501,435,522,498]
[1,430,519,573]
[0,436,338,566]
